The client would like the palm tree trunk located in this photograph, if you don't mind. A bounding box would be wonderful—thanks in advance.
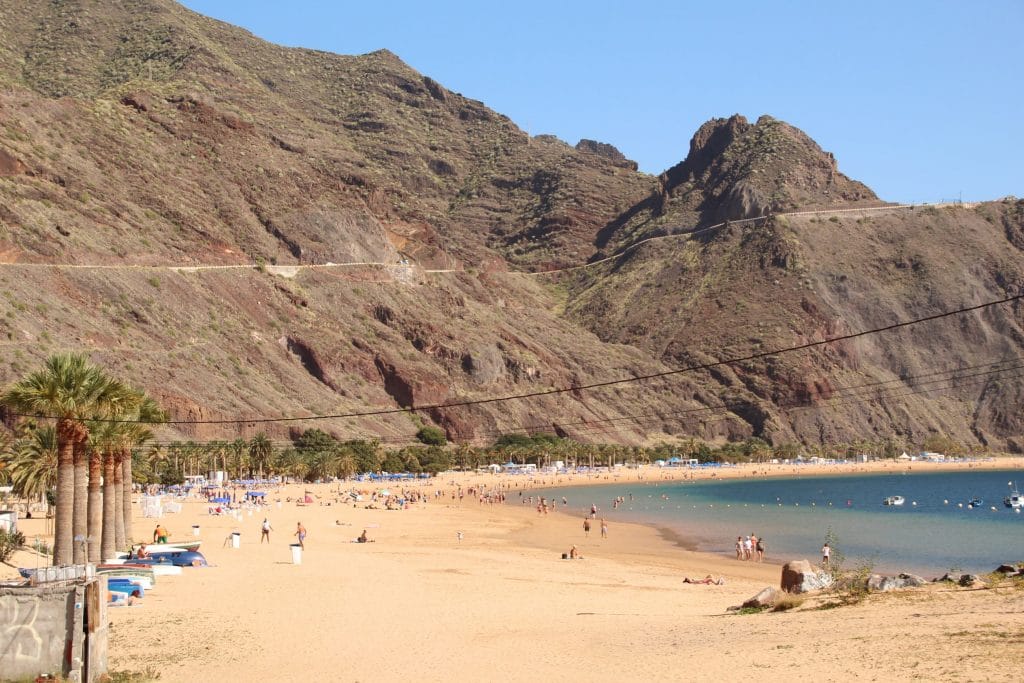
[72,437,89,564]
[101,450,117,561]
[53,419,77,566]
[121,448,134,545]
[114,452,126,551]
[87,445,103,563]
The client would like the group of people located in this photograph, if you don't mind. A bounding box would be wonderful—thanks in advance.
[735,534,765,562]
[581,516,609,538]
[259,518,307,549]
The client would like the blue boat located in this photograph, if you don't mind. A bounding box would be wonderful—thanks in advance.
[129,550,208,567]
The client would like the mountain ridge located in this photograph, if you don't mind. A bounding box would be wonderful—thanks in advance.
[0,0,1021,453]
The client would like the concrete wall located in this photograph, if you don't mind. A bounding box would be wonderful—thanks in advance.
[0,578,108,683]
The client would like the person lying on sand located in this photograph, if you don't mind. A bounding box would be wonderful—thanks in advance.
[683,575,725,585]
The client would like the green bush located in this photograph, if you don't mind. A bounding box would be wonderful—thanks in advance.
[0,528,26,562]
[416,425,447,446]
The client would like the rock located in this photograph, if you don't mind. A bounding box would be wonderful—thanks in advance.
[575,139,639,170]
[0,148,27,177]
[898,573,928,587]
[958,574,982,587]
[781,560,833,594]
[936,573,957,583]
[867,573,929,592]
[995,564,1018,574]
[741,587,779,609]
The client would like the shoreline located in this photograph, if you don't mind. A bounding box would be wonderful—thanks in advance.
[514,459,1024,575]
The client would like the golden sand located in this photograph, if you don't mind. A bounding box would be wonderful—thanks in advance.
[5,459,1023,681]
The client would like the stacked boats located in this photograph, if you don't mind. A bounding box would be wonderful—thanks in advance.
[19,539,208,606]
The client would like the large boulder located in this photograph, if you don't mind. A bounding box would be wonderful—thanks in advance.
[959,574,985,588]
[781,560,833,594]
[741,587,780,609]
[866,573,928,592]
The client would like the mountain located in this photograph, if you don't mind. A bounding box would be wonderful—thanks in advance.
[0,0,1021,452]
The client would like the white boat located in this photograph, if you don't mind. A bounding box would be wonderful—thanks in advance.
[1005,483,1023,509]
[883,495,905,506]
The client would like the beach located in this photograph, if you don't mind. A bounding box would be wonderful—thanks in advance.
[4,459,1023,681]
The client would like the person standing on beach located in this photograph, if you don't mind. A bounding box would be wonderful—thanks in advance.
[261,518,272,543]
[583,518,591,537]
[755,536,765,562]
[735,536,743,560]
[295,522,307,550]
[821,542,830,566]
[600,519,608,538]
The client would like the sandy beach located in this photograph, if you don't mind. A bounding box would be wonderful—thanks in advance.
[4,459,1024,681]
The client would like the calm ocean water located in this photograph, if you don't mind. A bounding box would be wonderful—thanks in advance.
[536,469,1024,575]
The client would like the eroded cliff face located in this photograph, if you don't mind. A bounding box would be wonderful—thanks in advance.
[0,0,1019,450]
[563,200,1024,448]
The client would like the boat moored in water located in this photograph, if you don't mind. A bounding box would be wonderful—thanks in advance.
[884,495,905,506]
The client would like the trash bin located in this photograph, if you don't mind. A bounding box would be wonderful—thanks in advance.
[289,543,302,565]
[192,525,201,537]
[231,532,241,549]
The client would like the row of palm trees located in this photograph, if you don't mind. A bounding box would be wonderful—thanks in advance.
[0,354,165,566]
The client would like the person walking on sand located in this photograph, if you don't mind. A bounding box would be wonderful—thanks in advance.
[261,518,272,543]
[735,536,743,560]
[821,542,830,566]
[295,522,307,550]
[600,518,608,539]
[583,517,591,537]
[153,524,169,544]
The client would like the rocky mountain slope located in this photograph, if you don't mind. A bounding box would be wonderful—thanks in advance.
[0,0,1021,451]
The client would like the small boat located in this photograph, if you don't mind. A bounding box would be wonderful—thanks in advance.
[126,550,208,567]
[131,540,202,553]
[96,565,156,587]
[1005,483,1023,509]
[883,496,905,506]
[968,497,984,508]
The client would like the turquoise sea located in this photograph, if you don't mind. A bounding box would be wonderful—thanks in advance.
[535,469,1024,575]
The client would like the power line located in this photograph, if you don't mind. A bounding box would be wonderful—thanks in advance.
[7,293,1020,426]
[37,292,1007,436]
[136,361,1023,451]
[137,292,1024,424]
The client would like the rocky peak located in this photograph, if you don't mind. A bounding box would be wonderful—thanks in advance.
[654,114,877,225]
[575,139,638,170]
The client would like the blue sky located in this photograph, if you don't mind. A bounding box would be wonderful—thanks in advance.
[179,0,1022,203]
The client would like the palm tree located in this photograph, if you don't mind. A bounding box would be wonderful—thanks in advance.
[85,421,116,564]
[249,434,274,480]
[2,354,110,566]
[5,425,58,508]
[120,396,164,547]
[229,438,249,480]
